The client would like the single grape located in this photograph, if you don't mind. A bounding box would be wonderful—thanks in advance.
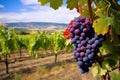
[76,52,80,57]
[80,46,85,51]
[86,44,91,49]
[83,56,89,62]
[69,33,74,38]
[71,38,76,44]
[80,52,85,57]
[81,33,85,37]
[92,44,96,49]
[95,40,100,45]
[78,61,83,67]
[88,53,95,59]
[78,43,82,48]
[80,40,86,45]
[83,28,87,33]
[86,49,91,54]
[80,69,86,73]
[70,27,75,33]
[75,35,79,40]
[79,37,83,41]
[77,48,81,52]
[88,40,94,45]
[74,29,80,34]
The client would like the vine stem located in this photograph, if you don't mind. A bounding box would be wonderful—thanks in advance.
[87,0,93,22]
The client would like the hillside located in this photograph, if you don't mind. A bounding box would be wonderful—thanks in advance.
[5,22,68,31]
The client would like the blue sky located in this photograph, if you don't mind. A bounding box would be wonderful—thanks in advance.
[0,0,79,23]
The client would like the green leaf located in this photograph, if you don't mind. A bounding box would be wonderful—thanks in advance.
[50,0,63,10]
[38,0,49,6]
[66,0,78,10]
[112,11,120,34]
[93,17,113,35]
[99,68,107,76]
[38,0,63,10]
[110,72,120,80]
[92,64,99,77]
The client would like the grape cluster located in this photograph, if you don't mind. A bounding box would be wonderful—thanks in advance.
[68,16,104,73]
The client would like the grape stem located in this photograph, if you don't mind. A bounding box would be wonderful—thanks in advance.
[87,0,93,22]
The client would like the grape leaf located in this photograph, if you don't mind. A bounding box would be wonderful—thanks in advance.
[66,0,79,10]
[38,0,63,10]
[50,0,63,10]
[93,17,113,35]
[38,0,49,6]
[92,64,100,77]
[112,10,120,34]
[110,72,120,80]
[92,65,99,77]
[99,68,107,76]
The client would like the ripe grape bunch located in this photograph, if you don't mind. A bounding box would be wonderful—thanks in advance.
[68,16,104,73]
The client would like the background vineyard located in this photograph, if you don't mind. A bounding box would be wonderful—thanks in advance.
[0,25,74,79]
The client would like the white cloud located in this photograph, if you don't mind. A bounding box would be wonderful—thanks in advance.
[0,4,4,8]
[0,6,79,24]
[21,0,39,5]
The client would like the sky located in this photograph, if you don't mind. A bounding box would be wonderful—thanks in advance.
[0,0,79,24]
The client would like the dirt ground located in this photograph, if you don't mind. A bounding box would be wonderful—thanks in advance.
[0,51,96,80]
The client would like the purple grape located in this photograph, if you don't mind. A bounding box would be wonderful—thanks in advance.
[86,44,91,49]
[83,56,89,62]
[80,46,85,51]
[75,35,79,40]
[69,33,74,38]
[78,43,82,48]
[71,38,76,44]
[83,28,87,33]
[79,37,83,41]
[88,40,94,45]
[86,37,90,42]
[88,53,95,59]
[91,49,95,52]
[86,49,91,54]
[95,40,100,45]
[80,69,86,73]
[80,52,85,57]
[78,61,83,67]
[92,44,96,48]
[81,40,86,45]
[76,40,81,44]
[94,34,98,39]
[70,28,75,33]
[77,48,81,52]
[76,52,80,57]
[74,29,80,34]
[81,33,85,37]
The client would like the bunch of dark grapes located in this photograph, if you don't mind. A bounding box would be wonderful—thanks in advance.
[68,16,104,73]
